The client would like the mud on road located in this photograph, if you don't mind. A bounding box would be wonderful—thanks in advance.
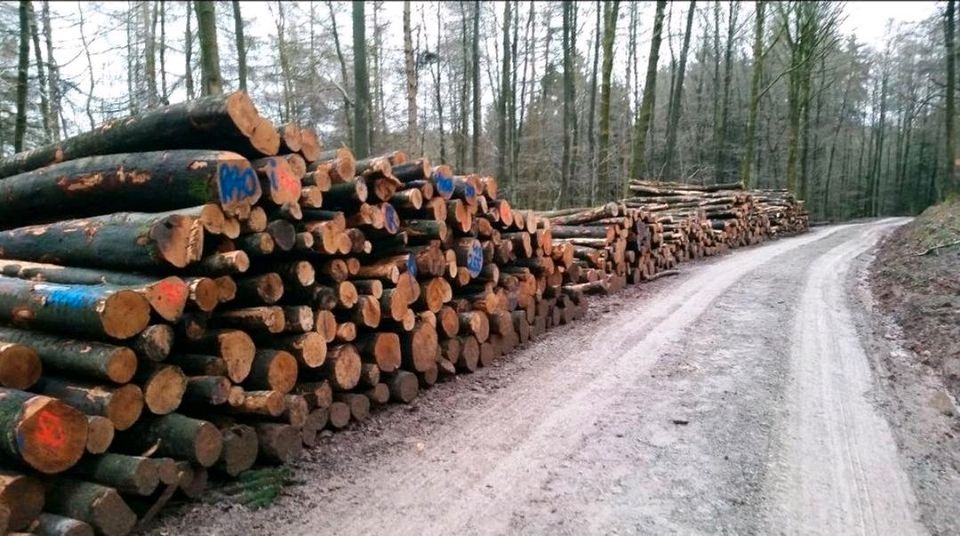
[153,220,960,536]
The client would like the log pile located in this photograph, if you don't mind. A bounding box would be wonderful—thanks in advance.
[0,93,807,534]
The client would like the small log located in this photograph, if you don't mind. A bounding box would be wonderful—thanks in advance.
[293,380,333,409]
[355,332,401,373]
[0,342,41,389]
[298,127,323,162]
[85,416,114,455]
[456,335,480,372]
[358,362,381,388]
[301,409,328,447]
[255,423,302,464]
[326,401,351,429]
[334,393,370,422]
[215,424,258,477]
[226,391,285,417]
[116,413,223,467]
[32,378,143,431]
[210,306,285,334]
[43,480,137,536]
[182,376,232,406]
[68,453,161,496]
[319,344,362,391]
[264,331,327,369]
[0,469,44,531]
[384,370,419,404]
[281,395,309,427]
[35,513,94,536]
[243,350,298,394]
[134,362,187,415]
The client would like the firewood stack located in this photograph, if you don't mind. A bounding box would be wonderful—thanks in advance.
[0,93,807,534]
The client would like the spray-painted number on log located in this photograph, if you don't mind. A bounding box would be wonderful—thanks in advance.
[217,163,258,204]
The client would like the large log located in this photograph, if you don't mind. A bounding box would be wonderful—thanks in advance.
[0,151,261,227]
[0,326,137,383]
[0,92,277,179]
[0,277,150,340]
[0,388,88,473]
[0,212,204,271]
[35,513,94,536]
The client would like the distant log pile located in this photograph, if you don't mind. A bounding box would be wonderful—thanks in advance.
[0,93,806,534]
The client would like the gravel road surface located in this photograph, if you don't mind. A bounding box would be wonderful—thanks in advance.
[157,219,960,536]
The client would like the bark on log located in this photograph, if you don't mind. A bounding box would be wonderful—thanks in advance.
[32,378,143,431]
[0,212,204,271]
[35,513,93,536]
[43,479,137,536]
[0,278,150,340]
[67,453,161,496]
[215,423,258,477]
[0,92,276,179]
[0,388,88,473]
[0,469,44,531]
[116,413,222,467]
[0,151,261,227]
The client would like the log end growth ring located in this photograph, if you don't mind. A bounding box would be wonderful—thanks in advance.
[0,344,41,390]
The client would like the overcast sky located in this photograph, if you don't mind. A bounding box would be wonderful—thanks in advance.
[44,1,941,134]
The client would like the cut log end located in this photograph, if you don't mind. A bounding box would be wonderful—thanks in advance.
[0,343,41,390]
[101,290,152,340]
[17,395,89,474]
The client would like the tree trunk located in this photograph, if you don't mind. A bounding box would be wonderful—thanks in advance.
[352,1,371,158]
[327,0,354,141]
[497,1,511,182]
[741,0,764,188]
[77,3,96,130]
[714,0,739,183]
[403,1,418,154]
[194,1,223,96]
[14,0,30,152]
[145,1,159,108]
[185,0,194,99]
[41,0,60,140]
[945,0,957,199]
[159,0,167,103]
[27,2,50,142]
[560,0,574,208]
[597,0,621,201]
[472,1,482,172]
[587,0,601,204]
[232,0,248,92]
[629,0,666,183]
[662,0,696,179]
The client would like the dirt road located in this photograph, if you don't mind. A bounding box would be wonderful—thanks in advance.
[158,219,960,535]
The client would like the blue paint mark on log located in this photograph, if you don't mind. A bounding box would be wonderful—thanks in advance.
[217,163,259,204]
[265,158,279,190]
[433,174,454,199]
[464,183,477,199]
[466,241,484,278]
[406,254,418,279]
[37,284,99,310]
[382,204,399,234]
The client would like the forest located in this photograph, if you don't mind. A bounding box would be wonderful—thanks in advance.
[0,0,956,220]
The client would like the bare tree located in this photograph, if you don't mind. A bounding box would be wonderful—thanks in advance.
[945,0,957,199]
[662,0,696,178]
[629,0,667,182]
[352,0,371,157]
[194,0,223,96]
[232,0,248,92]
[14,0,30,152]
[403,0,418,153]
[741,0,765,188]
[597,0,620,201]
[40,0,60,139]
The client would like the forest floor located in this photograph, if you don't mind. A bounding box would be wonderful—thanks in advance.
[149,220,960,536]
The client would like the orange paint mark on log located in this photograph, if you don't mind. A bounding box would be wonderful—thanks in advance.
[34,408,67,450]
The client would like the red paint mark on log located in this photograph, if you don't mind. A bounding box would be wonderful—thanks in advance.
[34,408,67,450]
[155,278,188,306]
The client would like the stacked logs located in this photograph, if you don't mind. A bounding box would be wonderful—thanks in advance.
[0,92,807,535]
[533,180,809,293]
